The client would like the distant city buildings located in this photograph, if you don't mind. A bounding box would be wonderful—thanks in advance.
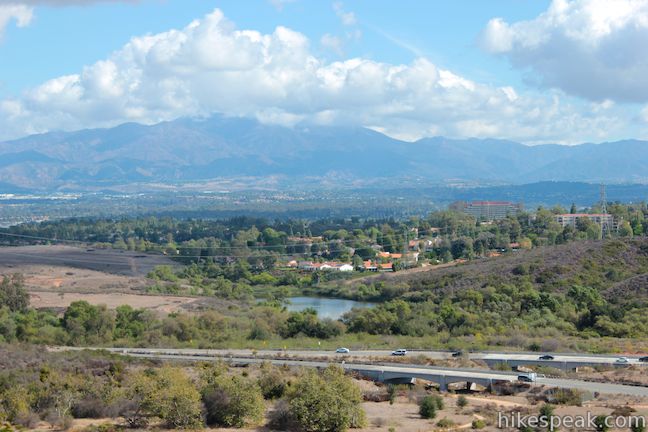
[451,201,524,221]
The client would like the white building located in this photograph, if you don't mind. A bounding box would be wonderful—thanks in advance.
[555,213,616,230]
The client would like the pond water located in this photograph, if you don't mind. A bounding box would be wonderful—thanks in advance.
[285,296,375,320]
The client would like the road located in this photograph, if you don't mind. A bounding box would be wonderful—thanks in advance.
[60,347,646,367]
[51,347,648,397]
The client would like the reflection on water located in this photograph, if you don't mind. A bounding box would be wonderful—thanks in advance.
[285,296,375,320]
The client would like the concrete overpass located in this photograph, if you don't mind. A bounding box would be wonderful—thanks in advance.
[119,351,519,391]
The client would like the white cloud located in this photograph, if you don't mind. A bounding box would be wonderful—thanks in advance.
[641,106,648,123]
[0,4,33,39]
[0,7,642,144]
[480,0,648,102]
[320,33,344,55]
[333,1,356,26]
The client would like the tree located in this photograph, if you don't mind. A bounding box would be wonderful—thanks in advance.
[62,301,115,345]
[419,395,437,419]
[619,220,633,237]
[352,254,364,270]
[289,366,366,432]
[202,375,265,428]
[0,274,29,313]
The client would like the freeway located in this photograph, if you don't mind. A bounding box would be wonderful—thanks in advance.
[58,347,647,368]
[51,347,648,397]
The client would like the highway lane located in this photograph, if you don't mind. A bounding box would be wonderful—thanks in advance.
[57,347,647,367]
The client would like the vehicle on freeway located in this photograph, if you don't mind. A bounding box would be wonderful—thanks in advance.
[517,372,537,382]
[451,351,463,357]
[615,357,630,364]
[335,347,350,354]
[538,354,555,360]
[639,356,648,362]
[391,349,407,356]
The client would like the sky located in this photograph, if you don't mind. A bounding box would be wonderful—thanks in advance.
[1,0,648,144]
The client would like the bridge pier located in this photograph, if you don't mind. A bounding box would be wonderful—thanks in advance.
[438,376,448,392]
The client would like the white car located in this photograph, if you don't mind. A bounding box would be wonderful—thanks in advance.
[615,357,630,364]
[391,349,407,356]
[335,347,350,354]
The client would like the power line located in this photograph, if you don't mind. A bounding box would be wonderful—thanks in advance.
[0,228,441,251]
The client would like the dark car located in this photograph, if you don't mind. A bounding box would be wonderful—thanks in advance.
[538,355,555,360]
[639,356,648,362]
[451,351,463,358]
[517,375,535,383]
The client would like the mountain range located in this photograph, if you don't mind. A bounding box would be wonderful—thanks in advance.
[0,115,647,192]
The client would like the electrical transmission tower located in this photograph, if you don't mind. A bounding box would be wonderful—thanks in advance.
[600,184,612,236]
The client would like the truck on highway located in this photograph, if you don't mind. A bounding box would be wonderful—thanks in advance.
[517,372,537,382]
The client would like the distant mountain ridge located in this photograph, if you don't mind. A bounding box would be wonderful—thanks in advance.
[0,115,647,191]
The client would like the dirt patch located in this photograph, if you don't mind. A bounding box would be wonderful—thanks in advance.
[0,244,178,277]
[29,291,202,313]
[0,245,183,296]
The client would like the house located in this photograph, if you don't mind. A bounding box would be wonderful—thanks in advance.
[298,261,317,270]
[335,264,354,272]
[363,260,378,271]
[299,261,354,272]
[379,262,393,272]
[423,238,443,250]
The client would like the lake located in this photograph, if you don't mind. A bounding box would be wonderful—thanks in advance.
[285,296,375,320]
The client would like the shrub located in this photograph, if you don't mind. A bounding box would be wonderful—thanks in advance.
[457,395,468,408]
[436,417,455,428]
[289,366,366,432]
[387,384,397,405]
[203,375,265,428]
[122,367,203,429]
[433,395,445,410]
[419,396,437,419]
[267,399,295,431]
[257,364,287,400]
[594,415,609,432]
[471,419,486,429]
[551,388,583,406]
[631,418,646,432]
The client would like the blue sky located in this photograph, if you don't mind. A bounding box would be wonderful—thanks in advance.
[1,0,648,144]
[0,1,549,93]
